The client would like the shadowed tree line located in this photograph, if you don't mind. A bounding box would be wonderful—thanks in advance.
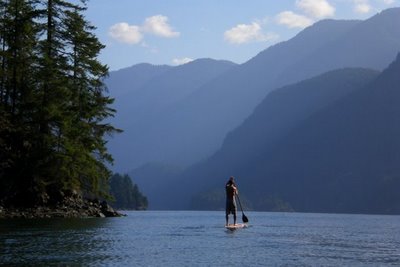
[109,173,148,210]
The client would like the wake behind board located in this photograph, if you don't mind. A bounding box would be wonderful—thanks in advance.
[225,223,248,231]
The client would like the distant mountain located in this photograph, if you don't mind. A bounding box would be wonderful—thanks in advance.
[275,8,400,85]
[107,8,400,174]
[105,63,172,98]
[240,53,400,214]
[190,53,400,214]
[128,162,184,210]
[251,19,361,87]
[116,58,237,125]
[106,59,237,171]
[165,67,380,210]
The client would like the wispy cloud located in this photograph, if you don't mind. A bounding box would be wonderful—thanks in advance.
[296,0,335,18]
[172,57,194,65]
[224,22,278,45]
[109,15,179,45]
[352,0,372,14]
[275,0,335,29]
[275,11,313,28]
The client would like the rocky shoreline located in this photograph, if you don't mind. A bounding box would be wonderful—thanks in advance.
[0,196,124,219]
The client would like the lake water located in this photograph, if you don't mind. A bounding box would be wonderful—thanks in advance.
[1,211,400,266]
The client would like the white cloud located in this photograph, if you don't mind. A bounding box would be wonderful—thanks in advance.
[296,0,335,18]
[353,0,372,13]
[276,11,313,28]
[143,15,180,38]
[109,15,179,45]
[172,57,194,65]
[108,23,143,44]
[351,0,395,14]
[224,22,277,44]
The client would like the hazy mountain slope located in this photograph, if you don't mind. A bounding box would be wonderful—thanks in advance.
[239,53,400,214]
[107,59,237,171]
[115,58,237,125]
[252,19,361,87]
[105,63,171,98]
[128,162,184,210]
[184,53,400,214]
[168,68,379,210]
[275,8,400,86]
[114,8,400,173]
[115,19,360,170]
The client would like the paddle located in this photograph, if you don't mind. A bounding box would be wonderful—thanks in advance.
[236,194,249,223]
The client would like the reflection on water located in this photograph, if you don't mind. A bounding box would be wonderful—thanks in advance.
[1,211,400,266]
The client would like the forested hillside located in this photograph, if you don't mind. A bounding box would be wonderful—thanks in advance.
[166,68,380,210]
[109,174,148,210]
[189,54,400,214]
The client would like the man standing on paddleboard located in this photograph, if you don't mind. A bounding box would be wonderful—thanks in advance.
[225,176,238,226]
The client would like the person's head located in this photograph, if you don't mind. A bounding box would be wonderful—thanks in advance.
[227,176,235,185]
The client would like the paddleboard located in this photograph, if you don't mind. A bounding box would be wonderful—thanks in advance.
[225,223,248,231]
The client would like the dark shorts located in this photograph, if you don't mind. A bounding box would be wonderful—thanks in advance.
[226,199,237,215]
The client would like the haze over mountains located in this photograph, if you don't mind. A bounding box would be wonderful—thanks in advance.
[107,8,400,172]
[106,59,237,170]
[224,53,400,214]
[106,8,400,213]
[160,67,380,210]
[175,69,377,209]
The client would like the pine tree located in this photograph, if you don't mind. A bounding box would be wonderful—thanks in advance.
[0,0,41,204]
[0,0,120,206]
[58,3,120,198]
[109,174,148,210]
[31,0,120,202]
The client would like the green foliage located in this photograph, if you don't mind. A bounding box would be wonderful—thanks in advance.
[109,173,148,210]
[0,0,120,206]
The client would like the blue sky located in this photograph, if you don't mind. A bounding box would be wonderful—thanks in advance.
[85,0,400,71]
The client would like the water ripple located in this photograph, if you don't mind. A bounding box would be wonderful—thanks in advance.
[1,212,400,266]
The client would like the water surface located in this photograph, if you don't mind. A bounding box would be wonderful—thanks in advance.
[1,211,400,266]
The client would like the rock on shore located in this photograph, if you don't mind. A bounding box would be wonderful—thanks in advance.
[0,194,124,219]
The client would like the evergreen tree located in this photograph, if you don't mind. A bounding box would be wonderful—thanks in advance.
[61,5,119,198]
[0,0,41,204]
[109,174,148,210]
[0,0,120,206]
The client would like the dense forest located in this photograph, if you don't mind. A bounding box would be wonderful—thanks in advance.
[109,173,148,210]
[0,0,120,207]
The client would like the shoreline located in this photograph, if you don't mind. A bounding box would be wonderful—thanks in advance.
[0,198,124,219]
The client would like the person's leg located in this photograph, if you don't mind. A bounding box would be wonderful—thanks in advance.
[233,201,237,225]
[225,201,229,225]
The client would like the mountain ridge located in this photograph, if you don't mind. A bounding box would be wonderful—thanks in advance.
[156,67,380,210]
[196,52,400,214]
[107,58,237,170]
[107,8,400,172]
